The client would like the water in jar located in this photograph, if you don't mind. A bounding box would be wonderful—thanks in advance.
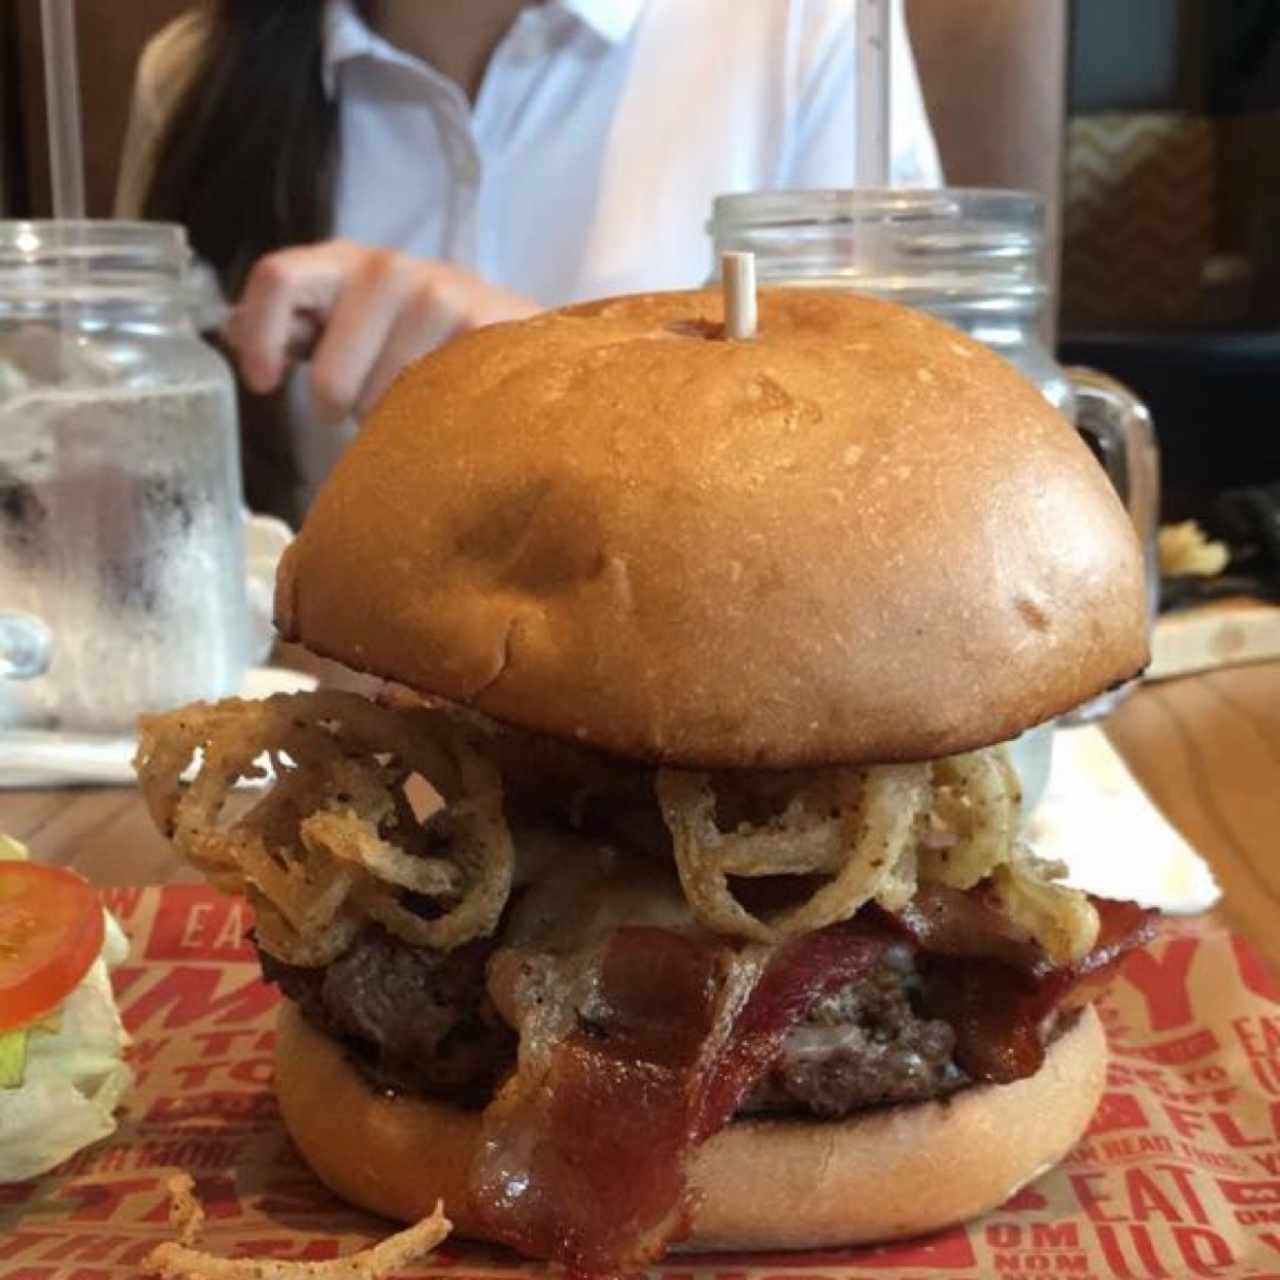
[0,375,247,733]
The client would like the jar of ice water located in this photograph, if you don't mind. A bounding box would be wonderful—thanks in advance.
[707,189,1161,802]
[0,221,247,733]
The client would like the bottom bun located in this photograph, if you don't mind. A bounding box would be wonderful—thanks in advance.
[275,1000,1105,1253]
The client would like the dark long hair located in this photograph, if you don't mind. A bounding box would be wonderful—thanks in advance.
[141,1,339,523]
[142,0,337,296]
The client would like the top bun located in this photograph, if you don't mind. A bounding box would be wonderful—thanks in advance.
[276,289,1147,768]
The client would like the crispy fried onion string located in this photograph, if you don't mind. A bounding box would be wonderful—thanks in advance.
[656,747,1098,961]
[657,764,931,943]
[993,846,1101,967]
[133,692,514,962]
[135,687,1096,964]
[145,1173,452,1280]
[918,749,1023,890]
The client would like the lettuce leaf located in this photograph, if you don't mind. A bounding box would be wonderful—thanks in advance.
[0,838,133,1183]
[0,833,29,861]
[1,834,31,1087]
[0,1030,26,1088]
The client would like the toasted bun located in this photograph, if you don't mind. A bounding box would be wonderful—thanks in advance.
[276,289,1147,767]
[275,1000,1106,1252]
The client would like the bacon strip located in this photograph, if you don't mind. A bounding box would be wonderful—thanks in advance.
[469,928,708,1268]
[470,892,1156,1274]
[896,891,1158,1082]
[471,923,891,1271]
[695,919,897,1140]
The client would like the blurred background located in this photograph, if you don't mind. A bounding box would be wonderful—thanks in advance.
[1059,0,1280,523]
[0,0,1276,516]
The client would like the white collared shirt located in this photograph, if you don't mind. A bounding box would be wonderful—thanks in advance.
[118,0,941,505]
[121,0,939,302]
[322,0,939,300]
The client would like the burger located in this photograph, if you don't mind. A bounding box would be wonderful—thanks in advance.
[135,288,1156,1272]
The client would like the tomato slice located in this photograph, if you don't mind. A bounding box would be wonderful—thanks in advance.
[0,863,104,1030]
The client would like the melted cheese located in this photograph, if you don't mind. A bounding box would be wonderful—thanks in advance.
[490,825,695,1033]
[506,825,693,953]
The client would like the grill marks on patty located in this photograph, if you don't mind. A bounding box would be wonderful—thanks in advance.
[258,927,970,1118]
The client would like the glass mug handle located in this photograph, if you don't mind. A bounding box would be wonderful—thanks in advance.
[1060,368,1161,723]
[1066,367,1161,618]
[0,611,51,680]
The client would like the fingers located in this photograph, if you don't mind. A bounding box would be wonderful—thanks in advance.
[352,287,448,418]
[226,240,542,423]
[226,242,360,393]
[306,251,434,424]
[349,269,541,418]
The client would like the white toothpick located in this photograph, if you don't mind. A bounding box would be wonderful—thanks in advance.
[722,250,757,341]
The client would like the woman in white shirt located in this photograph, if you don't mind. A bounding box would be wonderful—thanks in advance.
[119,0,940,521]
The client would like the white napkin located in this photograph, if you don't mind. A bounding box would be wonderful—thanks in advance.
[244,512,295,664]
[1026,724,1221,914]
[0,666,316,789]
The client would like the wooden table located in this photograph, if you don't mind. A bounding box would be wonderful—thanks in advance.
[1104,662,1280,964]
[4,663,1279,965]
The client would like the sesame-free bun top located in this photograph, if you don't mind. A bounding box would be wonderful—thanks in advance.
[276,289,1148,767]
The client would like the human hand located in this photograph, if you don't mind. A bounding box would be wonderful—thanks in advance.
[225,239,541,423]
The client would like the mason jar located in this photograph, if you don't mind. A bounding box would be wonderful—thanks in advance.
[708,189,1161,807]
[0,221,247,734]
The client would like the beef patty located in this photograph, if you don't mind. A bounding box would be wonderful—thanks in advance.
[742,943,968,1116]
[262,924,971,1117]
[261,926,515,1106]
